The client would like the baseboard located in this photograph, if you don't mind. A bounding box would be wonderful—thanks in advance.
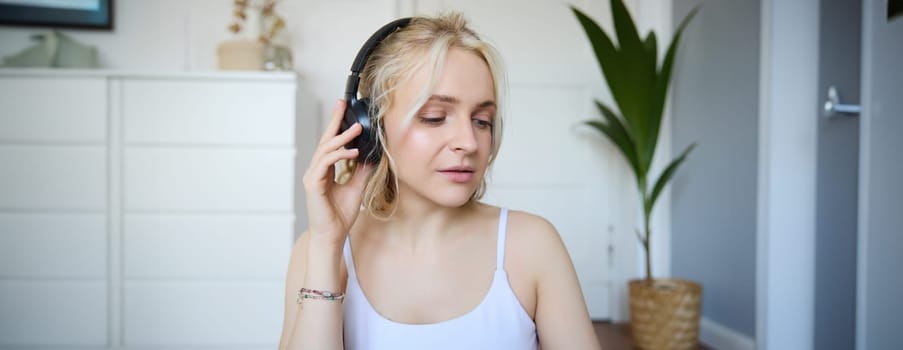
[699,317,755,350]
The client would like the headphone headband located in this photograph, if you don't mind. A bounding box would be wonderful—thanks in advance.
[349,17,412,74]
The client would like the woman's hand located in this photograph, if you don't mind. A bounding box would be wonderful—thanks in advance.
[302,100,373,248]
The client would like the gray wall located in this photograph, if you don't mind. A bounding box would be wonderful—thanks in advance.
[857,0,903,348]
[670,0,759,338]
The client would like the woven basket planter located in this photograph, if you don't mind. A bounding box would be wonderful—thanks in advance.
[629,279,703,350]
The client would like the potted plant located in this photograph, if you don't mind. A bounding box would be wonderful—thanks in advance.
[571,1,701,349]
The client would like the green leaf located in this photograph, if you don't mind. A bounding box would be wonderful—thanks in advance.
[643,32,658,78]
[647,6,700,166]
[608,0,656,174]
[610,0,643,59]
[587,100,643,177]
[570,6,623,100]
[571,4,652,157]
[647,143,696,214]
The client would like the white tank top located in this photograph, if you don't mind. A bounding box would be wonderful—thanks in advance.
[342,208,538,350]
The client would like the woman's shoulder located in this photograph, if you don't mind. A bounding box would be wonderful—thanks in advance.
[473,202,560,241]
[495,207,574,313]
[488,205,570,269]
[474,202,553,229]
[504,208,563,247]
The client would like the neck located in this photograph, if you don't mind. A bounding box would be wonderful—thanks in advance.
[364,188,480,251]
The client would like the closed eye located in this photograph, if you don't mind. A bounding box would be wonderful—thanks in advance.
[419,116,446,126]
[472,118,493,130]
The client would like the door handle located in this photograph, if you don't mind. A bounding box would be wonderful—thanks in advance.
[823,86,861,117]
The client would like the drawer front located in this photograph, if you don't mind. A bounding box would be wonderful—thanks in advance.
[124,148,294,212]
[0,280,107,346]
[122,79,295,146]
[0,213,107,278]
[0,145,107,210]
[123,282,282,346]
[0,77,106,142]
[124,214,293,279]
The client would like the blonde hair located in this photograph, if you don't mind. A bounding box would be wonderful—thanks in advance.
[355,12,506,219]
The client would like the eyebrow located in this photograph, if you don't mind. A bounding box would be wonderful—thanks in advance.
[428,94,496,109]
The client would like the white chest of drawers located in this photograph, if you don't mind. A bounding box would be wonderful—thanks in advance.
[0,69,318,349]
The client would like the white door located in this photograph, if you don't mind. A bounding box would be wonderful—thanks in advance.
[406,0,646,320]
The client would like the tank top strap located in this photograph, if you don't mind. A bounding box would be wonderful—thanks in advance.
[343,236,355,278]
[496,208,509,270]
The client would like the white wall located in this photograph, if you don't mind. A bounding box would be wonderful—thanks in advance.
[0,0,400,113]
[757,0,819,349]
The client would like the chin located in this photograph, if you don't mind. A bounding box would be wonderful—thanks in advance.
[431,190,477,208]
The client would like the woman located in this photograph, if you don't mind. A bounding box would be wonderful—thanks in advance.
[279,12,600,350]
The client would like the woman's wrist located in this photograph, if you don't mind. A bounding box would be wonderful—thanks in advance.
[305,233,344,279]
[307,232,345,253]
[304,244,344,292]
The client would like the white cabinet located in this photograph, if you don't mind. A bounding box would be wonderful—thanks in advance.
[0,69,317,349]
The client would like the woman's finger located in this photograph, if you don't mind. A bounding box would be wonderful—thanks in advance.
[308,122,362,170]
[319,99,347,145]
[307,148,360,188]
[318,122,362,155]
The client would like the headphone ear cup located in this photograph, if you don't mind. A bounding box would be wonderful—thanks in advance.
[344,97,382,164]
[358,97,384,164]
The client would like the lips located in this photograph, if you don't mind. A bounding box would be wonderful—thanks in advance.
[438,166,475,183]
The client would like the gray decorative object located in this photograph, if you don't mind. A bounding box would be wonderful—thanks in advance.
[2,31,98,68]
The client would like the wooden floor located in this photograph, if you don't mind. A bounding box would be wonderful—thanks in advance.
[593,322,710,350]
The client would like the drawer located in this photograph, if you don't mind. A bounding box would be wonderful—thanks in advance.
[123,281,282,346]
[124,214,292,279]
[0,145,107,210]
[122,79,296,146]
[0,77,106,143]
[124,147,294,212]
[0,213,107,278]
[0,77,107,142]
[0,280,107,346]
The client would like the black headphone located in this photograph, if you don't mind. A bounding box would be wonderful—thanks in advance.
[341,17,413,164]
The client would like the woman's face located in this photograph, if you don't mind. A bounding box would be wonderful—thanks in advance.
[383,47,496,208]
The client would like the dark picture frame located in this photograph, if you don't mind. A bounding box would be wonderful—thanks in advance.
[0,0,113,30]
[891,0,903,21]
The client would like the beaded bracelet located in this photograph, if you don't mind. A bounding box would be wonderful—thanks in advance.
[296,288,345,305]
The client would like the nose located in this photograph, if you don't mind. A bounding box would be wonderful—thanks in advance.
[448,116,478,153]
